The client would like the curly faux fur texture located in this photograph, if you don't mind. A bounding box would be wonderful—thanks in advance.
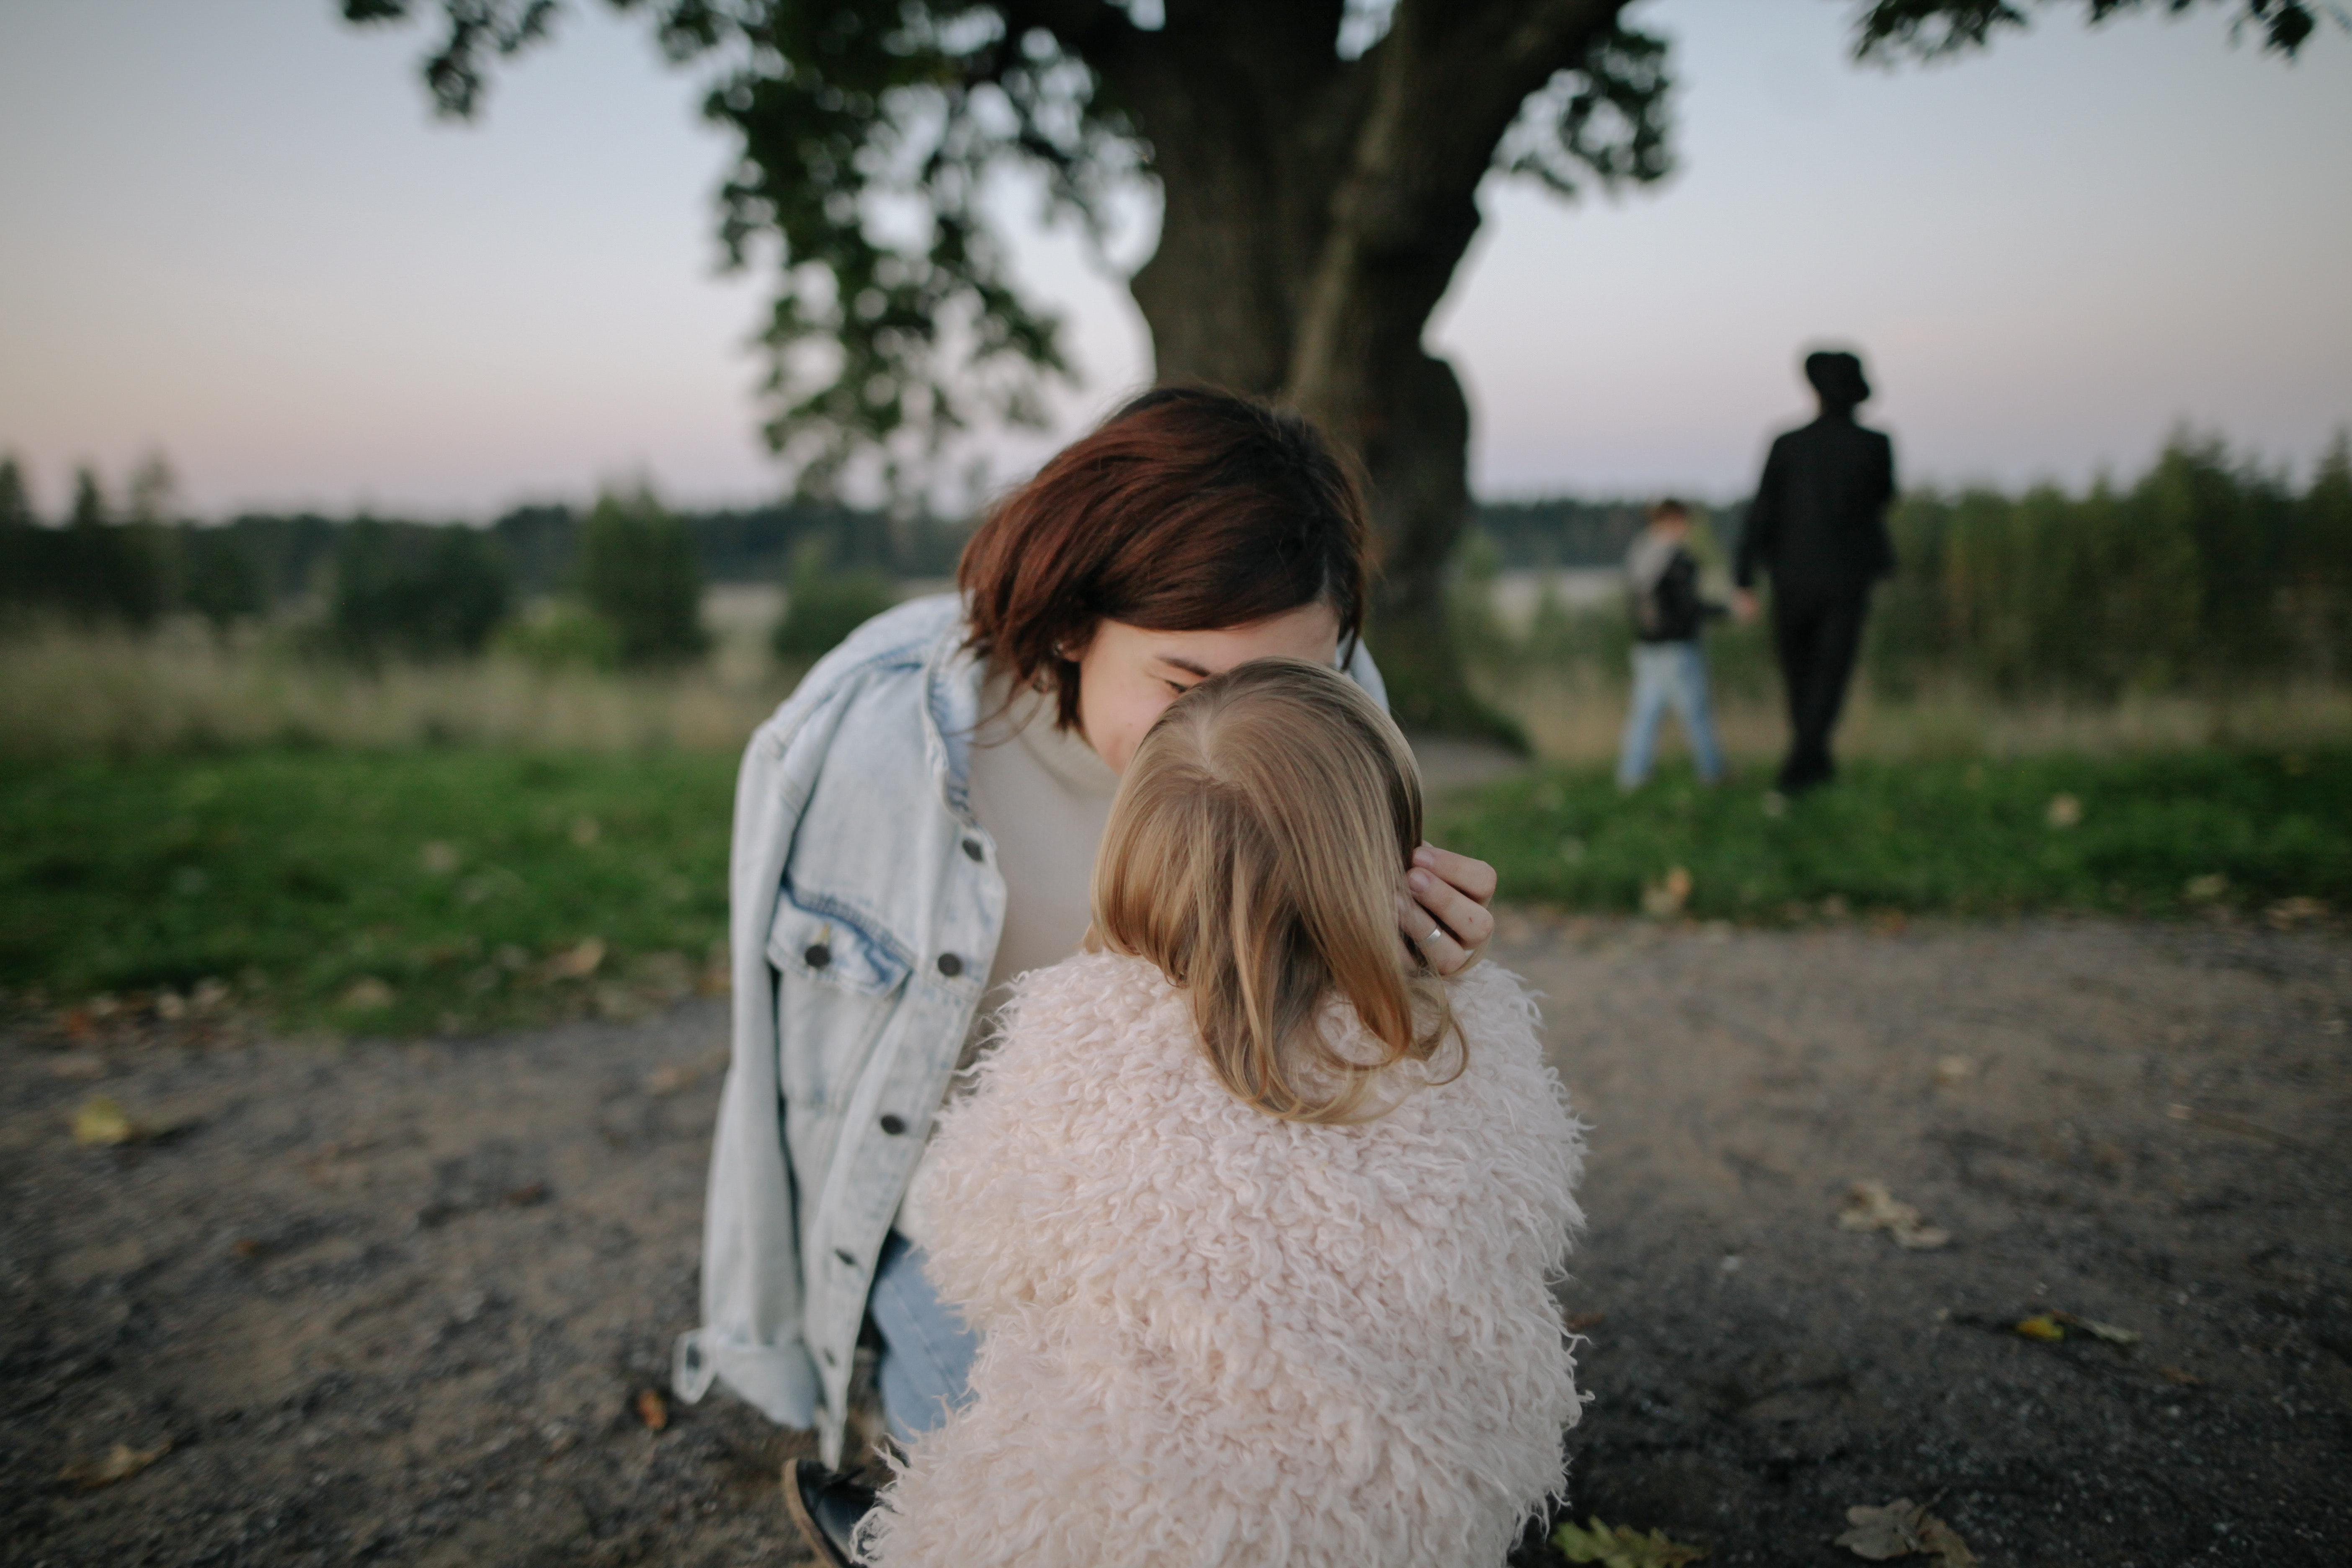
[859,953,1587,1568]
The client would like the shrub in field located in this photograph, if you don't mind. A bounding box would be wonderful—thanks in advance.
[578,487,709,666]
[179,529,269,638]
[494,600,624,671]
[772,543,896,659]
[2285,433,2352,679]
[331,520,513,660]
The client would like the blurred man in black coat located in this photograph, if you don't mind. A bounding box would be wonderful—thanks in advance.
[1733,350,1897,794]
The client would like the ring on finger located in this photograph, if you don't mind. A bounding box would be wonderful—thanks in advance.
[1425,924,1445,945]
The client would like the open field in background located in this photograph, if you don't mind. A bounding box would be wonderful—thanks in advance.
[4,742,2345,1038]
[0,589,800,757]
[6,554,2349,1033]
[9,586,2352,765]
[1485,668,2352,764]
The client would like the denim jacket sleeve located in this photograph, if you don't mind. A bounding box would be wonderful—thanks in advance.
[668,664,858,1430]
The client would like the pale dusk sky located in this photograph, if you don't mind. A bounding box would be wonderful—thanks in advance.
[0,0,2346,518]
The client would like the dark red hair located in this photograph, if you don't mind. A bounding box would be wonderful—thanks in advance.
[959,386,1369,729]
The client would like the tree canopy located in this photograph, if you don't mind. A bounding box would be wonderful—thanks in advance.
[347,0,2329,730]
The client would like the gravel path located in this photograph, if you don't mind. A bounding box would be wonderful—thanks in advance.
[4,915,2347,1566]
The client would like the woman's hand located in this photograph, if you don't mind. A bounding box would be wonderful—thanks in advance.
[1397,843,1497,977]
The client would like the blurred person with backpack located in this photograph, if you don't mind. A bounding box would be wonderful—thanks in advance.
[1617,498,1728,790]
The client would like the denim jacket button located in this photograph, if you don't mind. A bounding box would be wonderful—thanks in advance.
[935,952,962,977]
[803,943,831,969]
[879,1113,908,1136]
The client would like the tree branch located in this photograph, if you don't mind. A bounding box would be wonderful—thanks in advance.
[1852,0,2335,62]
[1284,0,1631,423]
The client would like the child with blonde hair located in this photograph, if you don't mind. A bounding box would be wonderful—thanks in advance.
[859,657,1586,1568]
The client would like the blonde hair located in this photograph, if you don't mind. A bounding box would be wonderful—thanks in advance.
[1090,658,1461,1123]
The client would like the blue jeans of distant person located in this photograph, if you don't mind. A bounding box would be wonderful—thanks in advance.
[1617,640,1725,789]
[868,1231,980,1445]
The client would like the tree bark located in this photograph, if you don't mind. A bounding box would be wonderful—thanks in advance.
[1103,0,1631,738]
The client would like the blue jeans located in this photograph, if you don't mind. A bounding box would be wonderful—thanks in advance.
[867,1231,980,1444]
[1617,640,1725,788]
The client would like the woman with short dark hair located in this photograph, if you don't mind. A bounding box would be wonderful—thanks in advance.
[667,387,1499,1564]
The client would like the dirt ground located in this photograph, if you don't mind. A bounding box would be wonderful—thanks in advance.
[4,914,2347,1567]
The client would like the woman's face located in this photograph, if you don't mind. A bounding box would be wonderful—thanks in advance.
[1073,602,1343,775]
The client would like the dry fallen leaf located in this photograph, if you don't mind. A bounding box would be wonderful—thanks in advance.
[1837,1180,1950,1250]
[59,1440,170,1491]
[643,1047,731,1097]
[1836,1498,1975,1565]
[2045,792,2083,829]
[634,1388,669,1432]
[546,937,607,982]
[71,1096,147,1148]
[1563,1310,1608,1334]
[1931,1056,1975,1088]
[1553,1515,1707,1567]
[2159,1364,2202,1387]
[2013,1314,2066,1342]
[339,976,396,1012]
[2052,1310,2140,1346]
[1641,866,1694,920]
[2265,895,2328,931]
[2183,872,2228,902]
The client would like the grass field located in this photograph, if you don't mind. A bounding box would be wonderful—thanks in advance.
[1430,749,2352,922]
[0,749,738,1035]
[4,745,2344,1036]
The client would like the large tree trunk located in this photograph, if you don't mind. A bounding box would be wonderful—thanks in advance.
[1103,0,1629,740]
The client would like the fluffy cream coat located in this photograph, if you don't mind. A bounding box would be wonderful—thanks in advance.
[860,952,1586,1568]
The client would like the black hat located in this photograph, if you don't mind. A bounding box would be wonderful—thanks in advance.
[1804,350,1870,407]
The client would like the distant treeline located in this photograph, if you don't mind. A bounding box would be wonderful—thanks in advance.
[11,433,2347,696]
[0,453,1666,630]
[0,456,961,663]
[0,457,927,665]
[0,470,958,610]
[1473,496,1743,570]
[1871,432,2351,697]
[1465,433,2352,702]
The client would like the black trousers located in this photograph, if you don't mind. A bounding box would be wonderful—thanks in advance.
[1770,586,1870,792]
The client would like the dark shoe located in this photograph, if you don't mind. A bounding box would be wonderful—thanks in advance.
[784,1456,876,1566]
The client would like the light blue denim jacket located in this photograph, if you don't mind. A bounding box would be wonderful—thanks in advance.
[670,593,1385,1464]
